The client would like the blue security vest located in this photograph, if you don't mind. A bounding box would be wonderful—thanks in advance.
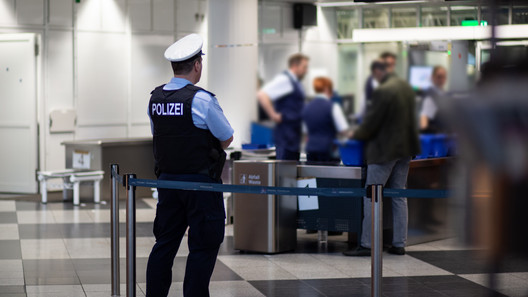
[302,97,337,153]
[149,84,225,180]
[273,72,304,152]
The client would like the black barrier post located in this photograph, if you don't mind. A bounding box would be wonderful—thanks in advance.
[125,174,136,297]
[111,164,120,297]
[370,184,383,297]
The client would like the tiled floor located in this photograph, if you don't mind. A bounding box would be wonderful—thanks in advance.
[0,197,527,297]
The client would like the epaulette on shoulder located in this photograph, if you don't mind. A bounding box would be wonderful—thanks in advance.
[150,84,166,95]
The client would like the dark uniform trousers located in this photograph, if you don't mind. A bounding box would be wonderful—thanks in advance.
[146,173,225,297]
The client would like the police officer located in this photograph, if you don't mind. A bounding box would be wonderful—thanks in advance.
[146,34,234,297]
[257,53,309,160]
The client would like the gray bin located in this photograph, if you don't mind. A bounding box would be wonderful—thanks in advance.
[233,160,298,253]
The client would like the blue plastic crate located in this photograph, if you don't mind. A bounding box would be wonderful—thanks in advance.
[416,134,434,159]
[251,122,274,146]
[335,140,364,166]
[431,134,448,157]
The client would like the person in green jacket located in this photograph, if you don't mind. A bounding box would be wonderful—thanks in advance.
[344,59,420,257]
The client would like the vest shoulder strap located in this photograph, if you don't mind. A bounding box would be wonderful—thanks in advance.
[184,84,216,98]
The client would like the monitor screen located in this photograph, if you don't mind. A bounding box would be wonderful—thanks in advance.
[409,66,433,90]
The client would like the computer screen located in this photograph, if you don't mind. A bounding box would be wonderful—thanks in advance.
[409,66,433,90]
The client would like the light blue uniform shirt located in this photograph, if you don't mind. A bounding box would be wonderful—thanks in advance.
[148,77,234,141]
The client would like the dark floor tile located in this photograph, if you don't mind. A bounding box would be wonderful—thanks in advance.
[23,259,76,273]
[23,276,81,286]
[408,250,528,274]
[15,201,49,211]
[0,286,25,293]
[0,212,17,224]
[23,259,80,286]
[302,278,366,287]
[18,224,63,239]
[0,240,21,259]
[76,269,113,285]
[411,275,508,297]
[59,223,111,238]
[250,279,326,296]
[249,280,325,297]
[218,236,238,255]
[312,284,371,297]
[210,259,243,282]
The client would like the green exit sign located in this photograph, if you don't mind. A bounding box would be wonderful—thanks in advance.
[461,20,488,27]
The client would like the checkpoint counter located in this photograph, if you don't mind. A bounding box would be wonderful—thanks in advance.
[232,157,452,253]
[63,138,156,199]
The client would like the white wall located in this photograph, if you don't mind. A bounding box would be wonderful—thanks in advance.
[0,0,207,172]
[208,0,258,146]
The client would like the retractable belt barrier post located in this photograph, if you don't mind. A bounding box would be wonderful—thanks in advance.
[125,174,136,297]
[110,164,120,297]
[369,185,383,297]
[110,165,449,297]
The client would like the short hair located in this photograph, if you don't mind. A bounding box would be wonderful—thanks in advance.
[288,53,309,68]
[432,65,446,76]
[170,52,202,75]
[370,60,386,73]
[380,51,396,60]
[313,77,333,93]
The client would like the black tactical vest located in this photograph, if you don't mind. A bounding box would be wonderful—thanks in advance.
[149,84,225,180]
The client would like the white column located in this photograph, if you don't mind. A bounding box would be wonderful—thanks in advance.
[207,0,258,147]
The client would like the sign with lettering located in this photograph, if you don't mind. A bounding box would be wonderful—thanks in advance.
[72,150,91,169]
[297,178,319,211]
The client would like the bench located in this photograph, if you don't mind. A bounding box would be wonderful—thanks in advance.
[37,170,104,205]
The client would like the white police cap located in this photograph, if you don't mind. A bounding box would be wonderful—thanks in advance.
[164,34,204,62]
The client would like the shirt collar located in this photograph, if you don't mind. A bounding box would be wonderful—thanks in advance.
[314,93,329,100]
[163,77,193,91]
[286,70,299,82]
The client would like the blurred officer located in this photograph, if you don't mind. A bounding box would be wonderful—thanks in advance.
[146,34,234,297]
[359,52,397,119]
[302,77,350,162]
[344,60,420,257]
[257,53,309,160]
[420,65,448,133]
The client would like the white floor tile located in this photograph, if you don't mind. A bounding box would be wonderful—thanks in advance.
[0,260,23,272]
[266,254,349,279]
[51,209,94,223]
[17,210,56,224]
[20,239,70,259]
[0,278,24,285]
[382,254,453,276]
[86,209,126,223]
[64,238,111,259]
[0,224,19,240]
[219,255,296,280]
[136,209,156,223]
[118,237,155,258]
[0,200,16,212]
[142,198,158,209]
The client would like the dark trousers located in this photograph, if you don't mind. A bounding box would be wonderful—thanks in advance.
[276,148,300,161]
[306,152,332,162]
[146,174,225,297]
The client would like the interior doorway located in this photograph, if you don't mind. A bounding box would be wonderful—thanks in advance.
[0,33,39,193]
